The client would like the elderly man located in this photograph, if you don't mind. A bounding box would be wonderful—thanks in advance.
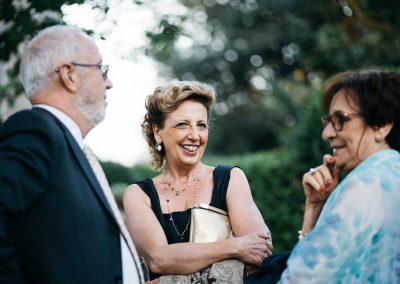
[0,25,143,284]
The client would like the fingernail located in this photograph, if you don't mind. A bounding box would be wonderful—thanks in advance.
[327,179,332,185]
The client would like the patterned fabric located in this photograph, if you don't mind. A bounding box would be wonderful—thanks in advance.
[159,259,245,284]
[280,149,400,283]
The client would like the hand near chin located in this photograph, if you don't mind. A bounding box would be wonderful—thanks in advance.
[303,154,340,207]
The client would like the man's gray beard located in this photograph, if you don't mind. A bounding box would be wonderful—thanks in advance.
[74,95,106,126]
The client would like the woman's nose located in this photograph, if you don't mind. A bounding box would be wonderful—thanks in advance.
[187,127,200,140]
[322,122,336,141]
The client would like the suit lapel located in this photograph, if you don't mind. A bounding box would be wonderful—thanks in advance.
[39,108,115,219]
[63,131,116,219]
[34,108,145,283]
[35,108,117,230]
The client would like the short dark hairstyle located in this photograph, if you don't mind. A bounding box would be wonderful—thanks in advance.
[323,70,400,151]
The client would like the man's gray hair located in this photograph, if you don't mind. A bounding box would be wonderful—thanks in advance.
[20,25,92,98]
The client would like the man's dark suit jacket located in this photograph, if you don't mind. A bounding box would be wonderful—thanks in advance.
[0,108,124,284]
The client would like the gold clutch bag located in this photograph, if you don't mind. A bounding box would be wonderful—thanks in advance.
[159,204,245,283]
[189,203,232,243]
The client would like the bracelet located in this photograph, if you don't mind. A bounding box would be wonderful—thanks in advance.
[297,230,307,240]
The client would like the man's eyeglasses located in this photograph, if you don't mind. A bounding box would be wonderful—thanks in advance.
[321,112,362,131]
[54,62,109,80]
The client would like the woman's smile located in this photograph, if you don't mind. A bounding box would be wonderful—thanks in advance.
[180,144,199,153]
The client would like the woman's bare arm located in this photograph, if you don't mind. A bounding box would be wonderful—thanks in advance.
[124,184,269,275]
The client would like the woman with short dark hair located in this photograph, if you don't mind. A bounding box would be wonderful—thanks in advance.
[280,70,400,282]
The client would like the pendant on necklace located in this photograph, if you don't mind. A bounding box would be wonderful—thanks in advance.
[175,191,180,196]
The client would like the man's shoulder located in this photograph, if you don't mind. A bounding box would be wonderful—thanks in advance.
[0,108,66,146]
[1,108,60,132]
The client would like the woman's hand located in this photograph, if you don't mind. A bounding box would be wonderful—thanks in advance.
[300,154,341,235]
[302,154,340,206]
[234,232,272,266]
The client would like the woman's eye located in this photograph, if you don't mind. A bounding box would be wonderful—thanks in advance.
[338,115,349,123]
[198,123,208,129]
[176,122,188,128]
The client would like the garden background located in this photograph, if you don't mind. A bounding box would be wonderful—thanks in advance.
[1,0,399,252]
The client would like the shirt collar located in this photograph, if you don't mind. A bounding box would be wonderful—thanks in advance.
[33,104,84,149]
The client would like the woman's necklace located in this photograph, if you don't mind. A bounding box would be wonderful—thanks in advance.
[163,178,191,196]
[161,168,201,240]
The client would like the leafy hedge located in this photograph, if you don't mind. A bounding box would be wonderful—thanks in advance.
[204,150,304,252]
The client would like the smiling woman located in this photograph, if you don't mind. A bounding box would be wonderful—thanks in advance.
[123,80,273,282]
[142,81,215,170]
[274,70,400,283]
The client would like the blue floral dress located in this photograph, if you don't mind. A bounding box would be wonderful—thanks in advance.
[280,149,400,283]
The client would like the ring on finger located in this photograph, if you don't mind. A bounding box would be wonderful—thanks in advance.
[308,167,317,175]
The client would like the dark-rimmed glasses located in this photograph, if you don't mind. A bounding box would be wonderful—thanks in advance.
[54,62,109,80]
[321,111,362,131]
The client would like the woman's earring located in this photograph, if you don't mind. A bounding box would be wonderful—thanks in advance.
[155,143,162,151]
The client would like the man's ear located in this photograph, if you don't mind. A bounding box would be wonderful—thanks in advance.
[59,65,80,92]
[152,124,162,144]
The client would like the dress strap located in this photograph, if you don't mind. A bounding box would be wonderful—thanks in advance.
[210,165,236,212]
[136,179,167,228]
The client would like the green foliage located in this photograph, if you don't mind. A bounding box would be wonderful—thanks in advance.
[144,0,400,154]
[207,87,331,252]
[3,0,397,254]
[283,87,331,170]
[131,163,159,181]
[145,16,188,62]
[0,1,77,117]
[208,103,280,154]
[101,160,137,185]
[0,0,93,107]
[205,150,304,252]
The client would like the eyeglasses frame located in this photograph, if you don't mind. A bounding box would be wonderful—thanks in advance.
[321,112,362,132]
[54,62,109,80]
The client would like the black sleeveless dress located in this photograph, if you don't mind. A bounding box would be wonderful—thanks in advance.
[135,165,234,280]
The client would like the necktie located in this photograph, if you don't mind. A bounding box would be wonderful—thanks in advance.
[83,145,144,283]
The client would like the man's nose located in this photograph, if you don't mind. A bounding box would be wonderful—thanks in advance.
[105,77,113,90]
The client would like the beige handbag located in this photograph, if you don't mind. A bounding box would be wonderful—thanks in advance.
[189,203,232,243]
[159,203,245,283]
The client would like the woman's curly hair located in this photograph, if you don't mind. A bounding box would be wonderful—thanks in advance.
[142,80,216,170]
